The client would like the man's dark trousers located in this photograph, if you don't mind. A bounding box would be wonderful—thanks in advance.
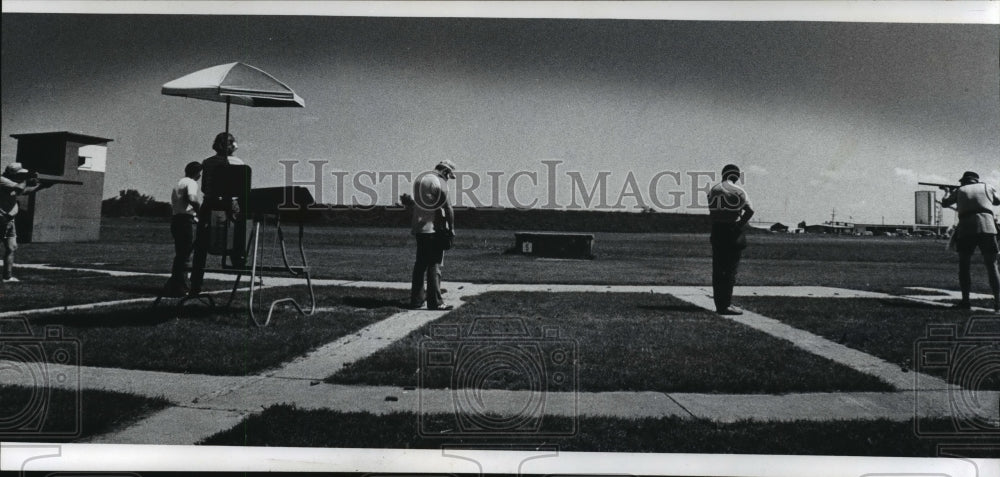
[411,233,444,308]
[169,214,196,287]
[188,204,214,294]
[711,222,745,311]
[189,200,246,294]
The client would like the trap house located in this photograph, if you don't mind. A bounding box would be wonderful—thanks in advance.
[10,131,113,242]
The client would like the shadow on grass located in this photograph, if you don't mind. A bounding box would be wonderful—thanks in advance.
[329,291,895,393]
[6,294,398,375]
[110,284,169,295]
[0,270,233,313]
[637,304,704,312]
[201,404,996,457]
[342,296,406,309]
[29,305,221,328]
[0,385,171,442]
[875,298,949,310]
[739,296,1000,389]
[945,297,998,309]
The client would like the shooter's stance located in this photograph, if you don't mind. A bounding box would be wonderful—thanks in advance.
[708,164,755,315]
[940,171,1000,312]
[1,163,51,282]
[407,160,457,310]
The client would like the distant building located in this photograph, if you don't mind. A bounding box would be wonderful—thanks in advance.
[804,220,948,236]
[914,190,939,226]
[804,223,854,235]
[10,131,113,242]
[769,222,789,233]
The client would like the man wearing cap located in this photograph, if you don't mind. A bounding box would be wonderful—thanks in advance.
[1,163,51,282]
[940,171,1000,312]
[707,164,755,315]
[406,160,457,310]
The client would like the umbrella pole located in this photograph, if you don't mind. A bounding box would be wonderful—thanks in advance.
[225,97,231,135]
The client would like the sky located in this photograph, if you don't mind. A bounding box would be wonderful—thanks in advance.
[2,4,998,226]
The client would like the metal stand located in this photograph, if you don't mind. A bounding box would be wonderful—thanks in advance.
[153,186,316,327]
[227,211,315,327]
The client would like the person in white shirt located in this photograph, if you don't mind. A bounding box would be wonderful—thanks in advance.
[164,161,203,296]
[708,164,755,315]
[940,170,1000,312]
[406,160,456,310]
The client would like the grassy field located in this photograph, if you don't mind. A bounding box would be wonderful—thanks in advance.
[0,267,234,312]
[6,219,997,455]
[11,218,986,293]
[6,286,401,375]
[0,385,170,442]
[739,297,1000,389]
[200,405,999,456]
[329,291,894,393]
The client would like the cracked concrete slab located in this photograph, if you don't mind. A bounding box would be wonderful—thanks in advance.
[272,308,467,380]
[84,406,250,445]
[0,359,254,404]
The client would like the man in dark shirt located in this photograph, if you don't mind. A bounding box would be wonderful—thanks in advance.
[188,132,249,296]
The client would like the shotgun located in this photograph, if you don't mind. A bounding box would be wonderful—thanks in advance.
[15,171,84,186]
[36,173,83,186]
[918,182,958,191]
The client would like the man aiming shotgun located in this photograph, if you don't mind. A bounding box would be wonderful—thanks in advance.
[919,182,961,192]
[928,172,1000,312]
[33,173,84,186]
[1,162,67,282]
